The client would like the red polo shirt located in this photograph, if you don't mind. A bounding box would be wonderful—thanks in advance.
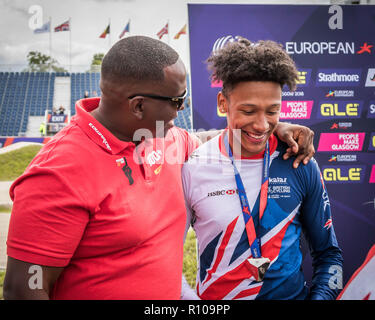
[7,98,200,300]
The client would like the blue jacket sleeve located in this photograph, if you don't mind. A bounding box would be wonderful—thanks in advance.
[299,158,344,300]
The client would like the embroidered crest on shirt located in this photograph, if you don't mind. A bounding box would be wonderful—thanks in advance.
[146,150,162,166]
[146,150,163,175]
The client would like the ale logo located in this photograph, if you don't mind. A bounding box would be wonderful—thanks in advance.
[296,71,308,85]
[319,101,362,119]
[295,69,312,87]
[322,165,365,183]
[369,132,375,151]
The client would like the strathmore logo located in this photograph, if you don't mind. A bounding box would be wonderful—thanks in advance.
[316,69,361,87]
[368,101,375,118]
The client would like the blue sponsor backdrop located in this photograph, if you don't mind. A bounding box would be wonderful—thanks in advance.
[188,4,375,288]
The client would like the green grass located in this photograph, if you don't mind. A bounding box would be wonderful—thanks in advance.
[183,229,198,289]
[0,270,5,300]
[0,205,11,213]
[0,145,42,181]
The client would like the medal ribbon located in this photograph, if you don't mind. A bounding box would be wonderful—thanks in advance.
[224,132,270,258]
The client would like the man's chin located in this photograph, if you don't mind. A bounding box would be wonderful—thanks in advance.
[239,139,268,157]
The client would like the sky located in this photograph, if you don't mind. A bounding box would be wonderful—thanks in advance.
[0,0,332,73]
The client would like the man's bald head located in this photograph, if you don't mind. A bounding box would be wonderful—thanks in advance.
[101,35,180,83]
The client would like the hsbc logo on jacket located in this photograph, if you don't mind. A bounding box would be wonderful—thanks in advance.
[208,189,238,197]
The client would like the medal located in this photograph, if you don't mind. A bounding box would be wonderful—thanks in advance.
[247,257,271,282]
[224,132,271,282]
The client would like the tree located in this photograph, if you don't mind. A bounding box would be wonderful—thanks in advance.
[91,53,105,66]
[25,51,67,72]
[89,53,105,72]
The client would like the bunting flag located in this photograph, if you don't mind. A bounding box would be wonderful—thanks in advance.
[157,23,168,40]
[33,21,50,34]
[119,21,130,39]
[54,20,70,32]
[174,24,187,39]
[99,24,110,38]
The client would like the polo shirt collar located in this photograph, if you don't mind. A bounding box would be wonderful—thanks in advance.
[72,97,134,154]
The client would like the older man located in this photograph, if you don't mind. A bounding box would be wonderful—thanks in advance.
[4,36,314,300]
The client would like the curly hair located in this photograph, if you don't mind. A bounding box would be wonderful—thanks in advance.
[206,37,299,96]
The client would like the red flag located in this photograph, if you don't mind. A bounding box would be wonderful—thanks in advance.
[174,24,186,39]
[157,23,168,40]
[99,24,110,38]
[54,20,70,32]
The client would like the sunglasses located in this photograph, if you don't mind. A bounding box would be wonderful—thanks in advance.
[127,90,187,110]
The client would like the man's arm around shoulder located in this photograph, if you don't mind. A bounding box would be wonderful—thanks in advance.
[3,257,63,300]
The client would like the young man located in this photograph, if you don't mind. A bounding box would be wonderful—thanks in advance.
[181,38,343,300]
[5,36,314,300]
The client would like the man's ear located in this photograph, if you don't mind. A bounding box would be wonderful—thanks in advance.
[217,91,227,114]
[128,97,144,120]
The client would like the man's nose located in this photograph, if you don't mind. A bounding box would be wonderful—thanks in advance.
[253,113,269,132]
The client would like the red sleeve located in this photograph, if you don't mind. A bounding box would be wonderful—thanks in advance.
[7,167,90,267]
[166,127,201,164]
[179,129,201,161]
[185,131,201,160]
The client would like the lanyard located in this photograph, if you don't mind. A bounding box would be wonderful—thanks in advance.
[223,133,270,258]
